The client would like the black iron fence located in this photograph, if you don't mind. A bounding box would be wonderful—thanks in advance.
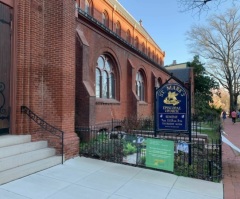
[76,118,222,182]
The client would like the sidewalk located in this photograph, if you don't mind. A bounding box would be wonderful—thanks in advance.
[222,118,240,199]
[0,156,222,199]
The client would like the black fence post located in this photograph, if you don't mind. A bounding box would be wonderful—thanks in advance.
[112,118,113,131]
[219,126,223,181]
[188,80,192,166]
[208,160,213,180]
[154,87,157,137]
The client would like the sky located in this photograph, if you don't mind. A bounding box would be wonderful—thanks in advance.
[118,0,238,66]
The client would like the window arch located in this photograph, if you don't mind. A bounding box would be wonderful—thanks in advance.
[102,11,109,27]
[160,59,164,66]
[136,71,145,101]
[156,54,159,63]
[152,50,155,60]
[126,29,131,44]
[96,55,116,99]
[134,36,139,49]
[85,0,92,15]
[141,42,145,53]
[76,0,80,8]
[116,21,121,36]
[148,47,151,57]
[156,77,162,88]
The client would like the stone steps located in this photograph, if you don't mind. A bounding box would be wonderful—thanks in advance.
[0,135,63,185]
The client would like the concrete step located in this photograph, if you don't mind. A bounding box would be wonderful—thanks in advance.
[0,141,48,159]
[0,135,31,148]
[0,156,62,185]
[0,135,63,185]
[0,147,56,172]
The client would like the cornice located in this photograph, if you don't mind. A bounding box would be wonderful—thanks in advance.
[104,0,164,55]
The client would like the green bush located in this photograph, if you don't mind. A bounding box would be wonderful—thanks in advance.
[80,139,124,162]
[123,142,137,156]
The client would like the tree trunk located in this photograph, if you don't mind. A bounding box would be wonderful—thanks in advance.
[228,89,239,114]
[228,89,234,113]
[234,93,238,110]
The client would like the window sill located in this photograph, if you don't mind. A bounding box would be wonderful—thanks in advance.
[139,101,148,105]
[96,98,120,105]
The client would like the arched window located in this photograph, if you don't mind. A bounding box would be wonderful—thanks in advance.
[152,50,155,60]
[156,77,162,88]
[96,55,115,99]
[141,42,145,53]
[116,21,121,36]
[136,71,145,101]
[96,68,101,98]
[160,59,164,66]
[102,11,109,27]
[134,36,139,49]
[156,54,159,63]
[85,0,92,15]
[76,0,80,8]
[126,29,131,44]
[148,47,151,57]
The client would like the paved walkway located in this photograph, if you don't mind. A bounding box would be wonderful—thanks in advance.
[0,156,223,199]
[222,118,240,199]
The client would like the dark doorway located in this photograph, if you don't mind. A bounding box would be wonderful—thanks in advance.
[0,3,12,135]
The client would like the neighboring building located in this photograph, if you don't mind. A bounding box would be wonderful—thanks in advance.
[165,61,195,114]
[0,0,191,160]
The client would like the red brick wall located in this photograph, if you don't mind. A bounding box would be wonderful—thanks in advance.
[15,0,79,159]
[75,16,170,126]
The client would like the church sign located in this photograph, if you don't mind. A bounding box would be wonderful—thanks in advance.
[156,83,188,132]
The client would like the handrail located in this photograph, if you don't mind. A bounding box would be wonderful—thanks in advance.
[21,105,64,164]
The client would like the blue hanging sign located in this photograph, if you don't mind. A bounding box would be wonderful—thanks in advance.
[156,83,188,131]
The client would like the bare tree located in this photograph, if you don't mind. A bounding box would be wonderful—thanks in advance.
[187,7,240,112]
[178,0,238,14]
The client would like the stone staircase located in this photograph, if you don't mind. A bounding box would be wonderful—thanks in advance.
[0,135,63,185]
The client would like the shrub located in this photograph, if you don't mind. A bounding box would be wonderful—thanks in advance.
[123,142,137,156]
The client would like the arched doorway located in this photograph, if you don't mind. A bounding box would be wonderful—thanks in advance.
[0,2,12,134]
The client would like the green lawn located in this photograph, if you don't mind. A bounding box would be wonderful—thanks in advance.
[197,122,221,141]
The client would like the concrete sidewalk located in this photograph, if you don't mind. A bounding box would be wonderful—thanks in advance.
[0,156,223,199]
[222,118,240,199]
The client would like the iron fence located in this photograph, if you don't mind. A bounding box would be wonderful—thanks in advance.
[76,118,222,182]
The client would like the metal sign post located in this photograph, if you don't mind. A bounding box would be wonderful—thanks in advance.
[155,83,188,132]
[154,75,192,165]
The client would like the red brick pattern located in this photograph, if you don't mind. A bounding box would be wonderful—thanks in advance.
[14,0,79,159]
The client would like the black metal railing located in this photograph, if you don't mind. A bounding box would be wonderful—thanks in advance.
[21,106,64,164]
[76,118,222,182]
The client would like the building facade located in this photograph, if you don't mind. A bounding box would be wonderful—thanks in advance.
[165,62,195,114]
[0,0,180,159]
[75,0,171,127]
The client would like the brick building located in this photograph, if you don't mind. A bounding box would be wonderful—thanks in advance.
[75,0,172,127]
[0,0,184,160]
[165,62,195,114]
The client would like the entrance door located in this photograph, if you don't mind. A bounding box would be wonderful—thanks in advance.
[0,3,12,134]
